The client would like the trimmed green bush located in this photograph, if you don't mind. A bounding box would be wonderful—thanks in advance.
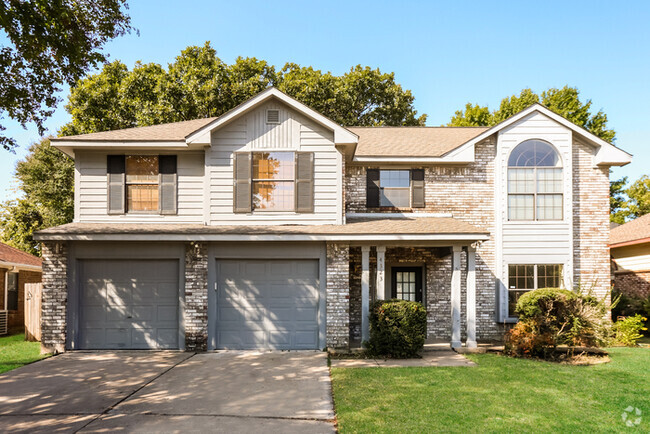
[364,299,426,358]
[505,287,611,358]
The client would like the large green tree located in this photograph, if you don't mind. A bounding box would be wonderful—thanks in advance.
[0,0,133,151]
[61,42,426,135]
[610,176,629,224]
[448,87,615,142]
[626,175,650,219]
[0,137,74,255]
[4,43,426,253]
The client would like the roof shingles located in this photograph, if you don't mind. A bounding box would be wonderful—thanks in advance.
[610,214,650,246]
[0,243,42,268]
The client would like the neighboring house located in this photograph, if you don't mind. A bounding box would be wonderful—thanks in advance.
[34,88,631,353]
[0,243,42,332]
[610,214,650,302]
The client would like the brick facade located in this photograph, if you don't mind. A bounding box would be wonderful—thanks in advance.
[614,270,650,300]
[41,242,67,353]
[326,243,349,349]
[573,140,611,301]
[184,242,208,351]
[345,138,501,340]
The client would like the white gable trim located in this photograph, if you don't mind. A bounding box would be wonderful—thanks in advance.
[457,103,631,166]
[185,87,358,145]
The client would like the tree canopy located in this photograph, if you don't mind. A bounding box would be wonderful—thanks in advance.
[0,0,133,151]
[61,42,426,136]
[448,87,616,143]
[0,137,74,255]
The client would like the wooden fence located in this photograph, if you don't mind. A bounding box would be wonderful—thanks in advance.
[24,282,42,342]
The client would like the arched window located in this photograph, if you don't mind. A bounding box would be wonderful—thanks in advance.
[508,140,563,220]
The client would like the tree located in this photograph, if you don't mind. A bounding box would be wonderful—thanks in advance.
[61,42,425,135]
[0,0,134,151]
[626,175,650,219]
[0,138,74,255]
[448,86,615,142]
[610,176,629,224]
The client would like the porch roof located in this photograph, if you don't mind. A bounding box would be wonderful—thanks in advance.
[34,217,489,243]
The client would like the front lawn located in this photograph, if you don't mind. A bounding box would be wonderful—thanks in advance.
[0,334,49,374]
[332,348,650,433]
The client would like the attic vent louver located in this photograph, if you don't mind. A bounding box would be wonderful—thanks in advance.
[266,109,280,124]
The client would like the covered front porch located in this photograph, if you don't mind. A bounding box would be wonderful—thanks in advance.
[348,242,482,349]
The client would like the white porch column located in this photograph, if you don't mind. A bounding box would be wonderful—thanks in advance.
[451,245,462,349]
[466,245,477,348]
[361,246,371,342]
[376,246,386,300]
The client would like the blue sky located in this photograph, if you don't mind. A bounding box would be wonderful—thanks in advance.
[1,0,648,201]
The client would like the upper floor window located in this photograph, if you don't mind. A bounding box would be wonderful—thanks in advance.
[234,151,314,213]
[380,170,410,207]
[107,154,177,215]
[126,156,159,212]
[252,152,295,211]
[367,168,425,208]
[508,140,563,221]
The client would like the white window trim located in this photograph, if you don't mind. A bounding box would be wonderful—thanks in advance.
[506,263,564,319]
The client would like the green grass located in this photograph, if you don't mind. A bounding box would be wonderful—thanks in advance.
[0,334,49,374]
[332,348,650,433]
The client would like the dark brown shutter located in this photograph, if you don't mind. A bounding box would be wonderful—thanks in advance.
[107,155,125,214]
[159,155,177,215]
[411,169,425,208]
[366,168,380,208]
[295,152,314,213]
[233,152,252,213]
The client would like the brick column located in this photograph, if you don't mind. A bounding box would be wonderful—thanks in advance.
[41,241,67,354]
[185,242,208,351]
[326,243,349,350]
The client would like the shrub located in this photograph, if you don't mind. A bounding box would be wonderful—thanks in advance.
[613,314,648,346]
[504,287,611,358]
[364,299,426,358]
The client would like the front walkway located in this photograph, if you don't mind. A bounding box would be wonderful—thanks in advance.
[0,351,335,433]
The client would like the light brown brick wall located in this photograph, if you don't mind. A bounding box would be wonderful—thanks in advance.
[614,270,650,300]
[326,243,350,349]
[573,140,611,301]
[185,242,208,351]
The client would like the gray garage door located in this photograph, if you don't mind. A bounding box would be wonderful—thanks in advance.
[216,259,320,350]
[79,259,179,349]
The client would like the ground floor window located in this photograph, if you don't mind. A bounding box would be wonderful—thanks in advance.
[508,263,563,317]
[6,272,18,311]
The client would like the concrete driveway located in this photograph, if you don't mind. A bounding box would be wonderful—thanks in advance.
[0,351,335,433]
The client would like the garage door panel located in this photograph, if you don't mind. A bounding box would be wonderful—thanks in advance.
[79,259,179,350]
[216,259,321,350]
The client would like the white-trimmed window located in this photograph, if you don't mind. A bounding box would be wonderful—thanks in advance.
[508,140,563,221]
[507,264,563,317]
[380,170,410,207]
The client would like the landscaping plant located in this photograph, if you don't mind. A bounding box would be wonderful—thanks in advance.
[613,314,647,346]
[504,288,611,358]
[364,299,426,358]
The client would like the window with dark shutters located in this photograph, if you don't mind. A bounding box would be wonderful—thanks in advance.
[159,155,177,215]
[107,155,126,214]
[233,153,252,213]
[295,152,314,212]
[366,169,380,208]
[411,169,425,208]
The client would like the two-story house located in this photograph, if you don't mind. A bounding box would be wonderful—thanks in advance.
[35,88,631,353]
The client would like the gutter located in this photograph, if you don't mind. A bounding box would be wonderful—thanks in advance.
[0,261,42,273]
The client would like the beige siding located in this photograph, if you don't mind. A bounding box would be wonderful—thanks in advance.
[612,243,650,271]
[207,101,342,225]
[75,150,205,223]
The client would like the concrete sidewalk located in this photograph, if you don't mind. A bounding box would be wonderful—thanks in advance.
[330,350,476,368]
[0,351,335,433]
